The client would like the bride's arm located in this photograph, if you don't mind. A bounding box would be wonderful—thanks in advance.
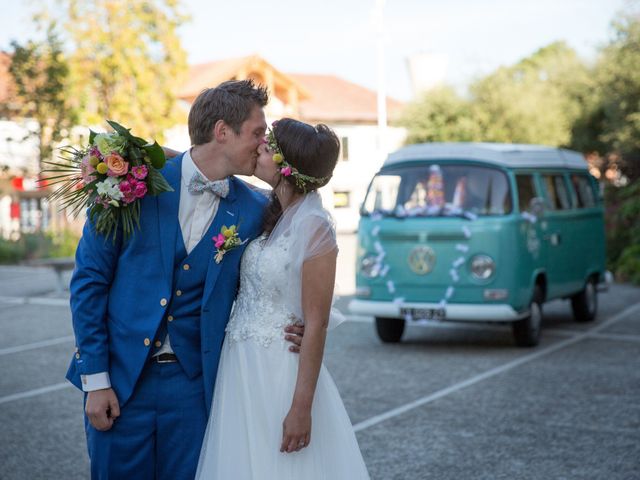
[280,248,337,454]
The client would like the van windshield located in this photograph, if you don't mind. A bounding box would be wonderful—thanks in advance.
[362,163,512,218]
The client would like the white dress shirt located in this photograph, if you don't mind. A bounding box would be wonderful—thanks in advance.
[81,150,222,391]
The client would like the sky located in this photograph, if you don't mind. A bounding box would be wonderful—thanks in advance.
[0,0,632,101]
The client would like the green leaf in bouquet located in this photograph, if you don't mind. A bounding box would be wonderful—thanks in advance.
[146,166,174,196]
[143,141,167,169]
[89,129,98,144]
[106,120,133,140]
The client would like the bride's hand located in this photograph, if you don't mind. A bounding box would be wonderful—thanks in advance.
[280,407,311,453]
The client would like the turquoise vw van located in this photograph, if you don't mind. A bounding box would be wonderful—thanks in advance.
[349,143,607,347]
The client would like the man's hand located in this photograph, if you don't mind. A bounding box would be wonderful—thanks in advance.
[86,388,120,431]
[284,321,305,353]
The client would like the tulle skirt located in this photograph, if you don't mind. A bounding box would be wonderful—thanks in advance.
[196,337,370,479]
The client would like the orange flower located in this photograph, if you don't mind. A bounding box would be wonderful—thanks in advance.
[105,153,129,177]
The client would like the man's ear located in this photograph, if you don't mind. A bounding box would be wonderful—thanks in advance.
[213,119,227,143]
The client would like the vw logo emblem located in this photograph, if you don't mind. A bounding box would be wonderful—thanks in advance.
[408,246,436,275]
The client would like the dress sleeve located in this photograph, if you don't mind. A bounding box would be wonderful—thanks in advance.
[300,214,338,262]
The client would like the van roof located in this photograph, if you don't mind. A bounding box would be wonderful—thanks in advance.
[384,142,588,170]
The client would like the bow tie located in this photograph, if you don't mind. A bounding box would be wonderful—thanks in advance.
[187,172,229,198]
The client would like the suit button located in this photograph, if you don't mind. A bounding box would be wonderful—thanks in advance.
[176,290,182,297]
[155,340,162,348]
[167,315,174,322]
[183,264,190,271]
[160,298,167,307]
[144,338,151,347]
[75,353,80,359]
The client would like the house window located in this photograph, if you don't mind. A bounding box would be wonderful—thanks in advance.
[340,137,349,161]
[333,191,351,208]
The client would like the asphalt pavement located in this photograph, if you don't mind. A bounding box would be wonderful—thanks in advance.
[1,248,639,479]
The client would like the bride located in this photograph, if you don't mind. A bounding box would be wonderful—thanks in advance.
[196,118,369,479]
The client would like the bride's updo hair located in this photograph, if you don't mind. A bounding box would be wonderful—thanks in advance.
[263,118,340,234]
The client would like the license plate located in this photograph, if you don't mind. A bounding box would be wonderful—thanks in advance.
[400,307,446,321]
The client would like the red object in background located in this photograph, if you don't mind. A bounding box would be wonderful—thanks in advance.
[11,177,24,191]
[10,202,20,219]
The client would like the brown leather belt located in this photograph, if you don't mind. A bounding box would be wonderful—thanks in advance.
[154,353,178,363]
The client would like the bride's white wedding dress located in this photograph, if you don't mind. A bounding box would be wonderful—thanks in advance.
[196,193,369,479]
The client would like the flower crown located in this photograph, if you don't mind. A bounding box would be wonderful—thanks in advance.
[266,125,330,192]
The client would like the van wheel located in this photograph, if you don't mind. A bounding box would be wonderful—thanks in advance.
[375,317,405,343]
[512,286,543,347]
[571,280,597,322]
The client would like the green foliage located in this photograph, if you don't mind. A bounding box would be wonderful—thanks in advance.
[62,0,189,141]
[471,42,591,146]
[604,181,640,285]
[5,23,77,167]
[572,12,640,180]
[400,42,591,147]
[398,86,483,143]
[0,229,79,264]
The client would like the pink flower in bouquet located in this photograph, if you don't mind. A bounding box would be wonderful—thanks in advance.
[213,233,226,248]
[281,166,292,176]
[131,165,148,180]
[105,153,129,177]
[133,181,148,199]
[119,180,132,194]
[80,155,96,183]
[122,191,137,204]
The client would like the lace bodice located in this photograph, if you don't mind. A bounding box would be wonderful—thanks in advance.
[226,233,301,347]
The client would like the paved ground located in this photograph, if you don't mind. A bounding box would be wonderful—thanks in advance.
[1,236,639,479]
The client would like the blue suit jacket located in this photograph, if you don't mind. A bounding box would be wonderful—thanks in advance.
[66,153,268,409]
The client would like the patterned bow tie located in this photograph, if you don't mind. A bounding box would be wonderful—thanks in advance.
[187,172,229,198]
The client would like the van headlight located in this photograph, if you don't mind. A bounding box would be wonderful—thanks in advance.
[360,254,380,278]
[470,255,495,280]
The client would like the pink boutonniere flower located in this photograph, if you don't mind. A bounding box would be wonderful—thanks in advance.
[213,224,246,263]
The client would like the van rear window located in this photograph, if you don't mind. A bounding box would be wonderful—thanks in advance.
[363,163,512,217]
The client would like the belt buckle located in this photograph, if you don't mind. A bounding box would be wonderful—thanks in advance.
[155,354,177,364]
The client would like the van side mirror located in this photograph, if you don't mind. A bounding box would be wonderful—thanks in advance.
[359,203,369,217]
[529,197,546,217]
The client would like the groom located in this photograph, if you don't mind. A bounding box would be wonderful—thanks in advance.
[66,79,300,479]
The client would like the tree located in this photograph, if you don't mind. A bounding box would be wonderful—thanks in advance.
[398,86,483,144]
[400,42,591,148]
[4,23,77,169]
[573,12,640,181]
[469,42,591,146]
[62,0,189,141]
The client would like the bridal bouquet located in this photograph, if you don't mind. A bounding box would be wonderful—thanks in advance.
[44,120,173,241]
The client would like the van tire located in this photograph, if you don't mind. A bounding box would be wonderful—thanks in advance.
[375,317,405,343]
[512,286,543,347]
[571,280,597,322]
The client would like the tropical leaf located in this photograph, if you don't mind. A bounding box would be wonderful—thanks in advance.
[143,141,166,169]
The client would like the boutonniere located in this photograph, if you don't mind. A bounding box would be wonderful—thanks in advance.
[213,224,246,263]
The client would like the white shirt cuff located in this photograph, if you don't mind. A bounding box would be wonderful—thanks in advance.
[81,372,111,392]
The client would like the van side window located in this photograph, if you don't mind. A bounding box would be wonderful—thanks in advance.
[515,174,537,212]
[571,174,596,208]
[542,174,572,210]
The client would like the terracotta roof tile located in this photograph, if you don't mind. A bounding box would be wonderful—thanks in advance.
[289,73,404,124]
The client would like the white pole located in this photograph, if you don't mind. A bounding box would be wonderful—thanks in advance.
[374,0,388,160]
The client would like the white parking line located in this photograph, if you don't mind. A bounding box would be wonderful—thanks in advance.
[353,302,640,433]
[0,383,74,406]
[0,295,69,307]
[0,335,75,356]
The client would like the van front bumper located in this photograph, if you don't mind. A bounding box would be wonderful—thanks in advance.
[349,299,529,322]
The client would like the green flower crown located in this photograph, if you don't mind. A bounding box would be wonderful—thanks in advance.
[266,126,330,192]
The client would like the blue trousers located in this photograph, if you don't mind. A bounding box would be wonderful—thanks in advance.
[85,361,208,480]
